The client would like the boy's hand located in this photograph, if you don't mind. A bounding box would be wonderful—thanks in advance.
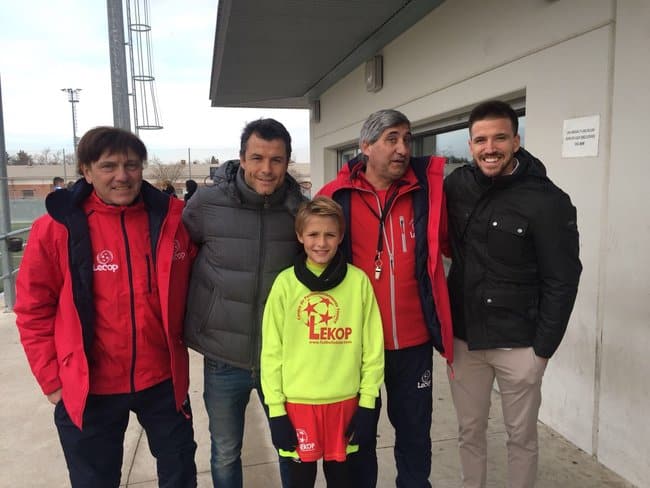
[345,405,377,447]
[269,415,298,451]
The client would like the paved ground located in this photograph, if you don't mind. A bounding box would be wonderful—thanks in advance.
[0,295,636,487]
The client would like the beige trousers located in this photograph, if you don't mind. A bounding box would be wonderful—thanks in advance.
[447,339,548,488]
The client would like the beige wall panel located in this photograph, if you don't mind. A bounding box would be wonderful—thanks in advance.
[597,2,650,485]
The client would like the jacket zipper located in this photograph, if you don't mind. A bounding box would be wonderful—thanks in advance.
[251,200,267,374]
[399,216,407,253]
[145,254,152,293]
[388,218,398,348]
[373,193,400,349]
[121,211,138,393]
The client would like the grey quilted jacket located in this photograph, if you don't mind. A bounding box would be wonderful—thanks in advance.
[182,161,305,370]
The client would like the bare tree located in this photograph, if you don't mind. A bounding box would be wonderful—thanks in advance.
[147,158,185,188]
[12,150,33,166]
[287,160,312,196]
[35,148,53,165]
[50,151,62,165]
[202,156,220,166]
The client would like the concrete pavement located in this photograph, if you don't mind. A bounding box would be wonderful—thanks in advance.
[0,295,635,487]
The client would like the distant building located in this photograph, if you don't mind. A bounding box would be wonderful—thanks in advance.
[4,162,310,200]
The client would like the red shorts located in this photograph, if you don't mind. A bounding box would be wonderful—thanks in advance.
[285,397,358,462]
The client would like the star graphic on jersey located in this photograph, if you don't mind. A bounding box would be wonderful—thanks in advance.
[319,311,333,325]
[320,296,333,307]
[303,302,317,315]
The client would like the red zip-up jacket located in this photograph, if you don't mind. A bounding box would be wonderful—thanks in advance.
[318,156,453,361]
[15,181,196,428]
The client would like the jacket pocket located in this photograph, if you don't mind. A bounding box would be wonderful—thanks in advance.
[487,214,533,265]
[483,288,538,345]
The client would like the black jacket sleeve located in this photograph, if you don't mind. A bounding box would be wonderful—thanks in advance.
[532,191,582,358]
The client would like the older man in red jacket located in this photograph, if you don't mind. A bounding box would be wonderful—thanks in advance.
[318,109,453,488]
[15,126,198,488]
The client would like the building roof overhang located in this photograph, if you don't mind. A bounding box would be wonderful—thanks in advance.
[209,0,445,108]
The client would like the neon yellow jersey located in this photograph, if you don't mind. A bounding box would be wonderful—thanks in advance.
[261,262,385,418]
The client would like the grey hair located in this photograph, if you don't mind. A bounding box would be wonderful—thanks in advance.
[359,109,411,148]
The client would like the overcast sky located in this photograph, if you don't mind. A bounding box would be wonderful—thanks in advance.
[1,0,310,163]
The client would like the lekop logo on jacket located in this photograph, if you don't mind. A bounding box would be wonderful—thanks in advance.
[296,292,351,344]
[173,239,187,261]
[93,250,119,272]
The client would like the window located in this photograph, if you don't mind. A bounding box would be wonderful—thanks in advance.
[337,146,360,170]
[22,189,35,198]
[412,111,525,176]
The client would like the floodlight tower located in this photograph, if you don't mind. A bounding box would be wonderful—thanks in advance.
[61,88,82,156]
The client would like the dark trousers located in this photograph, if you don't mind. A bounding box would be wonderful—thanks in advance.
[54,379,197,488]
[289,460,352,488]
[350,342,434,488]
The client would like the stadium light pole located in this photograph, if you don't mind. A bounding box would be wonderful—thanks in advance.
[61,88,82,169]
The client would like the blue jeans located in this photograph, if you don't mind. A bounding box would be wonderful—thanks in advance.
[203,357,290,488]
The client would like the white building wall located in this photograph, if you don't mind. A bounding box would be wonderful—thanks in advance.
[310,0,649,485]
[597,3,650,487]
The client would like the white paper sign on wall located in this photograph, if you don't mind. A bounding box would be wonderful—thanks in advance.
[562,115,600,158]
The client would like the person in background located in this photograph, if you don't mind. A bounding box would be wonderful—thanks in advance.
[183,118,306,488]
[184,179,198,203]
[162,179,178,198]
[444,99,582,488]
[261,196,384,488]
[318,109,453,488]
[14,126,198,487]
[52,176,64,191]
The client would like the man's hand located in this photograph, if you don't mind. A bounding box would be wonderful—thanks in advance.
[47,388,62,405]
[269,415,298,451]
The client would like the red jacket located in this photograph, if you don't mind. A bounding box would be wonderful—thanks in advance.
[15,181,196,428]
[318,156,453,362]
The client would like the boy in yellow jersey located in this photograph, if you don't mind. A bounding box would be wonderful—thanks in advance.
[261,196,385,488]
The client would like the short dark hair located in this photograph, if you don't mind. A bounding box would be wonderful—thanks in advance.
[53,177,64,185]
[185,179,198,192]
[239,118,292,161]
[76,126,147,175]
[468,100,519,136]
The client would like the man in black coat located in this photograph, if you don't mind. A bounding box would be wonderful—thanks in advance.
[444,100,582,488]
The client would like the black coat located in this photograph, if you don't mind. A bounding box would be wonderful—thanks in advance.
[444,148,582,358]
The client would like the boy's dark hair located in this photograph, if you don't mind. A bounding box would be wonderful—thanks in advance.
[468,100,519,136]
[295,196,345,237]
[239,118,292,161]
[53,176,64,186]
[76,126,147,175]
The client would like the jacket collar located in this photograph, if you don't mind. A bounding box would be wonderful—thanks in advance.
[217,159,305,214]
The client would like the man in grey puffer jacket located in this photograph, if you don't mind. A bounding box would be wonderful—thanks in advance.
[183,118,306,488]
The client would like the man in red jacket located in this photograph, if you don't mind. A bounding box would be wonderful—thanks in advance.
[14,126,198,487]
[318,109,453,488]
